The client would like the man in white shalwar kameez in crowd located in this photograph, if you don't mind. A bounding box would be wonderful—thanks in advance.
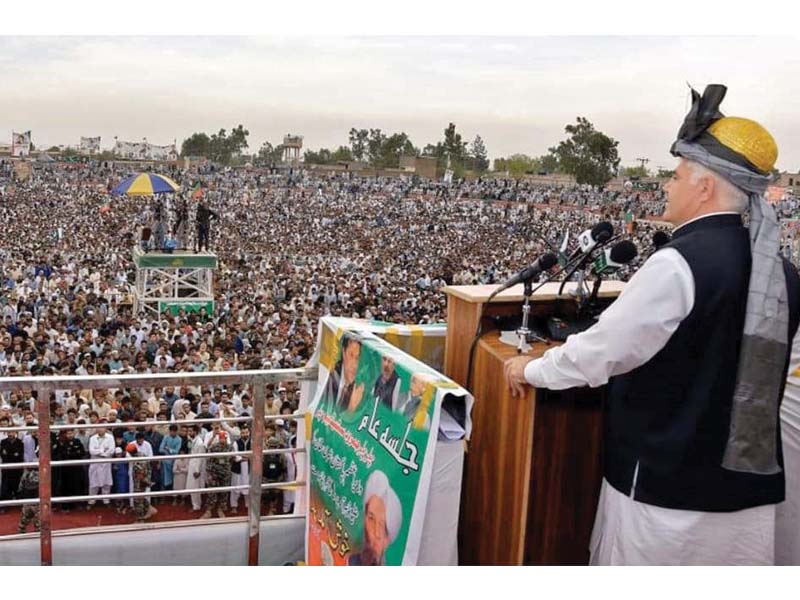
[88,420,115,505]
[505,84,800,565]
[229,424,251,511]
[186,425,206,511]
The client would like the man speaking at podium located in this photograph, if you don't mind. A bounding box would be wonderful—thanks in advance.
[504,85,800,565]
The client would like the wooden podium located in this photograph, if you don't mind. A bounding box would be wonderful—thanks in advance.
[443,281,624,565]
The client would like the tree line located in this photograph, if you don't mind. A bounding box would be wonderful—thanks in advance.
[179,122,489,176]
[177,117,682,186]
[302,125,490,177]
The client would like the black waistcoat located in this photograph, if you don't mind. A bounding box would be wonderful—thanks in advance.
[605,213,800,511]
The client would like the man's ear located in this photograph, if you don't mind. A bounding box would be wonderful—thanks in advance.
[698,174,716,204]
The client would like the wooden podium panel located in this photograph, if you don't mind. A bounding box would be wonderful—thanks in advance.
[459,333,604,565]
[459,333,542,565]
[444,282,622,565]
[525,377,605,564]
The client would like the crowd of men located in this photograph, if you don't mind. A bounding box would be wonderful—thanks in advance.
[1,381,300,529]
[0,157,796,529]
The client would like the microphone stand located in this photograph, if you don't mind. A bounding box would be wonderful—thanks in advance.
[556,233,620,296]
[516,279,548,354]
[570,269,590,304]
[467,260,577,390]
[578,271,604,320]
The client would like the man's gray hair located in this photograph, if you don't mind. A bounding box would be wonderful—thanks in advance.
[685,159,749,213]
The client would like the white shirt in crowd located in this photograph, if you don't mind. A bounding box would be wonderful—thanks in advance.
[88,432,115,490]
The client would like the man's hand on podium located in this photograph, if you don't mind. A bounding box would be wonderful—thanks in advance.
[504,356,534,398]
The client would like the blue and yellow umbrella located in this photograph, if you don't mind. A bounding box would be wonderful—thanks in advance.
[111,172,181,196]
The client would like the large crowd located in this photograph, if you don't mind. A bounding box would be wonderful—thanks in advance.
[0,157,796,529]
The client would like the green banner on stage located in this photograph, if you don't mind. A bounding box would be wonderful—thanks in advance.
[306,318,471,566]
[134,252,218,269]
[158,300,214,315]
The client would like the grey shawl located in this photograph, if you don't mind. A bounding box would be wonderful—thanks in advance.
[673,139,788,475]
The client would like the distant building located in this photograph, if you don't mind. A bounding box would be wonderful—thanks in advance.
[523,172,578,187]
[338,160,366,171]
[777,171,800,195]
[183,156,208,169]
[399,155,417,171]
[396,155,440,179]
[283,135,303,165]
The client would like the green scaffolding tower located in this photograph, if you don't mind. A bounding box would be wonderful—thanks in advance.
[132,247,217,318]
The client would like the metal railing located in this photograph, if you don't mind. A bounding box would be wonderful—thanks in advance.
[0,368,317,565]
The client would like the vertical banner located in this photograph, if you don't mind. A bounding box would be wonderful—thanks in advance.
[11,131,32,157]
[305,318,470,566]
[80,136,101,154]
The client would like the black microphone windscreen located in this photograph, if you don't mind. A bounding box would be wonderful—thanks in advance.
[540,252,558,270]
[592,221,614,243]
[653,231,671,249]
[609,240,638,264]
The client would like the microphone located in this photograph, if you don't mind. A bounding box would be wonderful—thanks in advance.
[653,230,671,250]
[492,252,558,296]
[569,221,614,261]
[591,240,638,276]
[558,222,616,296]
[586,240,638,312]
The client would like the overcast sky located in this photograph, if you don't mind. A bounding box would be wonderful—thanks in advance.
[1,36,799,171]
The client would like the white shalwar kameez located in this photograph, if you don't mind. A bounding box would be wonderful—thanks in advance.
[88,432,115,503]
[186,435,207,511]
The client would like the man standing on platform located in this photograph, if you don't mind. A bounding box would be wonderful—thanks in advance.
[195,201,218,254]
[173,197,189,250]
[153,200,166,252]
[504,84,800,565]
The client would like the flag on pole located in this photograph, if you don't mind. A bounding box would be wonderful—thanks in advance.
[624,211,635,233]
